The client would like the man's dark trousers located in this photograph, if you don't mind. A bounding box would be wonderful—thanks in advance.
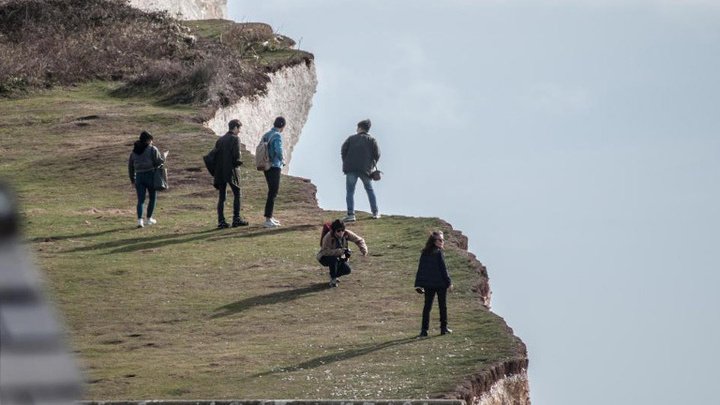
[263,167,281,218]
[217,182,241,223]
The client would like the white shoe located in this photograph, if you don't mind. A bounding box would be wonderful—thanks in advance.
[342,215,356,222]
[147,217,157,225]
[264,219,279,228]
[329,278,338,287]
[372,213,381,219]
[270,217,281,225]
[137,218,144,228]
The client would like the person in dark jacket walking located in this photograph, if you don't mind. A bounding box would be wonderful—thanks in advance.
[261,116,286,228]
[340,119,380,222]
[317,219,368,287]
[414,231,454,337]
[213,119,248,229]
[128,131,165,228]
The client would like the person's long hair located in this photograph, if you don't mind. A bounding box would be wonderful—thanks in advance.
[421,231,443,255]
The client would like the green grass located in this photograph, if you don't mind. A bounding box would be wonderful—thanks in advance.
[0,83,525,400]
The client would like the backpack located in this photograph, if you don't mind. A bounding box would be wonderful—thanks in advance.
[255,133,275,171]
[203,148,217,176]
[320,222,332,246]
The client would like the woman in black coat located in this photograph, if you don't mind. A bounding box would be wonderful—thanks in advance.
[414,231,453,337]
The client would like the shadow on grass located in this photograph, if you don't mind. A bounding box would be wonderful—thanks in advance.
[27,227,128,243]
[60,223,316,255]
[210,282,328,319]
[251,336,418,377]
[61,228,218,254]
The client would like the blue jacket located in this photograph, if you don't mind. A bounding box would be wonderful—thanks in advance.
[414,249,452,289]
[262,128,284,168]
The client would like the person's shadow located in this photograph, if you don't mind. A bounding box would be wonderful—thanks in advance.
[27,227,127,243]
[250,336,419,378]
[210,282,328,319]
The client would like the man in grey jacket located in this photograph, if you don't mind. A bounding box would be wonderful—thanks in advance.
[213,119,248,228]
[341,119,380,222]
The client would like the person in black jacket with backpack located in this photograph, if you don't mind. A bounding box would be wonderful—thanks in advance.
[414,231,454,337]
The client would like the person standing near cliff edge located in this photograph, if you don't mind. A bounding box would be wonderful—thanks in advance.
[341,119,380,222]
[260,116,286,228]
[213,119,248,229]
[414,231,454,337]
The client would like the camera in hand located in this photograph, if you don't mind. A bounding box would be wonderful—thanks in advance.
[340,248,352,262]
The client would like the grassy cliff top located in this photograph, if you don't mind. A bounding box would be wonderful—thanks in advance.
[0,82,525,400]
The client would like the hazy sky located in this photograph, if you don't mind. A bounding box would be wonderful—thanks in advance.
[230,1,720,404]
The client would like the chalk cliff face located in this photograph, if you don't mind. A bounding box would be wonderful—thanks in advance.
[476,372,531,405]
[129,0,227,20]
[204,61,318,173]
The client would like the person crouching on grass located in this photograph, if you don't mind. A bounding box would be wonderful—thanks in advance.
[317,219,368,287]
[414,231,454,337]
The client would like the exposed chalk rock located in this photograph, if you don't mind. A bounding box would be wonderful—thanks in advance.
[128,0,227,20]
[205,61,318,173]
[475,372,531,405]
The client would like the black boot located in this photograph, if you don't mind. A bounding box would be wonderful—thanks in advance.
[232,218,249,227]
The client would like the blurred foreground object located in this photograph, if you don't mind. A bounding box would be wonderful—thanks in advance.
[0,183,83,404]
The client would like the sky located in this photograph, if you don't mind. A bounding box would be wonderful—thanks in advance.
[230,1,720,404]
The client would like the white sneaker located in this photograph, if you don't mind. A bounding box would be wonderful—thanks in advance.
[137,218,144,228]
[147,217,157,225]
[342,214,356,222]
[264,219,279,228]
[372,213,381,219]
[270,217,281,226]
[329,278,338,287]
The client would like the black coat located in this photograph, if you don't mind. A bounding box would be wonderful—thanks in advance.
[414,249,452,289]
[212,132,242,189]
[341,132,380,175]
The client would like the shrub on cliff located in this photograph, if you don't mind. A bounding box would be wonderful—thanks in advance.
[0,0,309,109]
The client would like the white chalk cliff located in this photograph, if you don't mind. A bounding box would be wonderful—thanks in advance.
[204,62,318,173]
[129,0,227,20]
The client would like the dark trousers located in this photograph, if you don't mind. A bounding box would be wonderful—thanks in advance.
[263,167,281,218]
[217,182,241,223]
[135,171,156,219]
[319,256,352,279]
[421,287,448,331]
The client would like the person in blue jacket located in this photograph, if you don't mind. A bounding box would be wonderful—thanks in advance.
[414,230,454,337]
[261,116,285,228]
